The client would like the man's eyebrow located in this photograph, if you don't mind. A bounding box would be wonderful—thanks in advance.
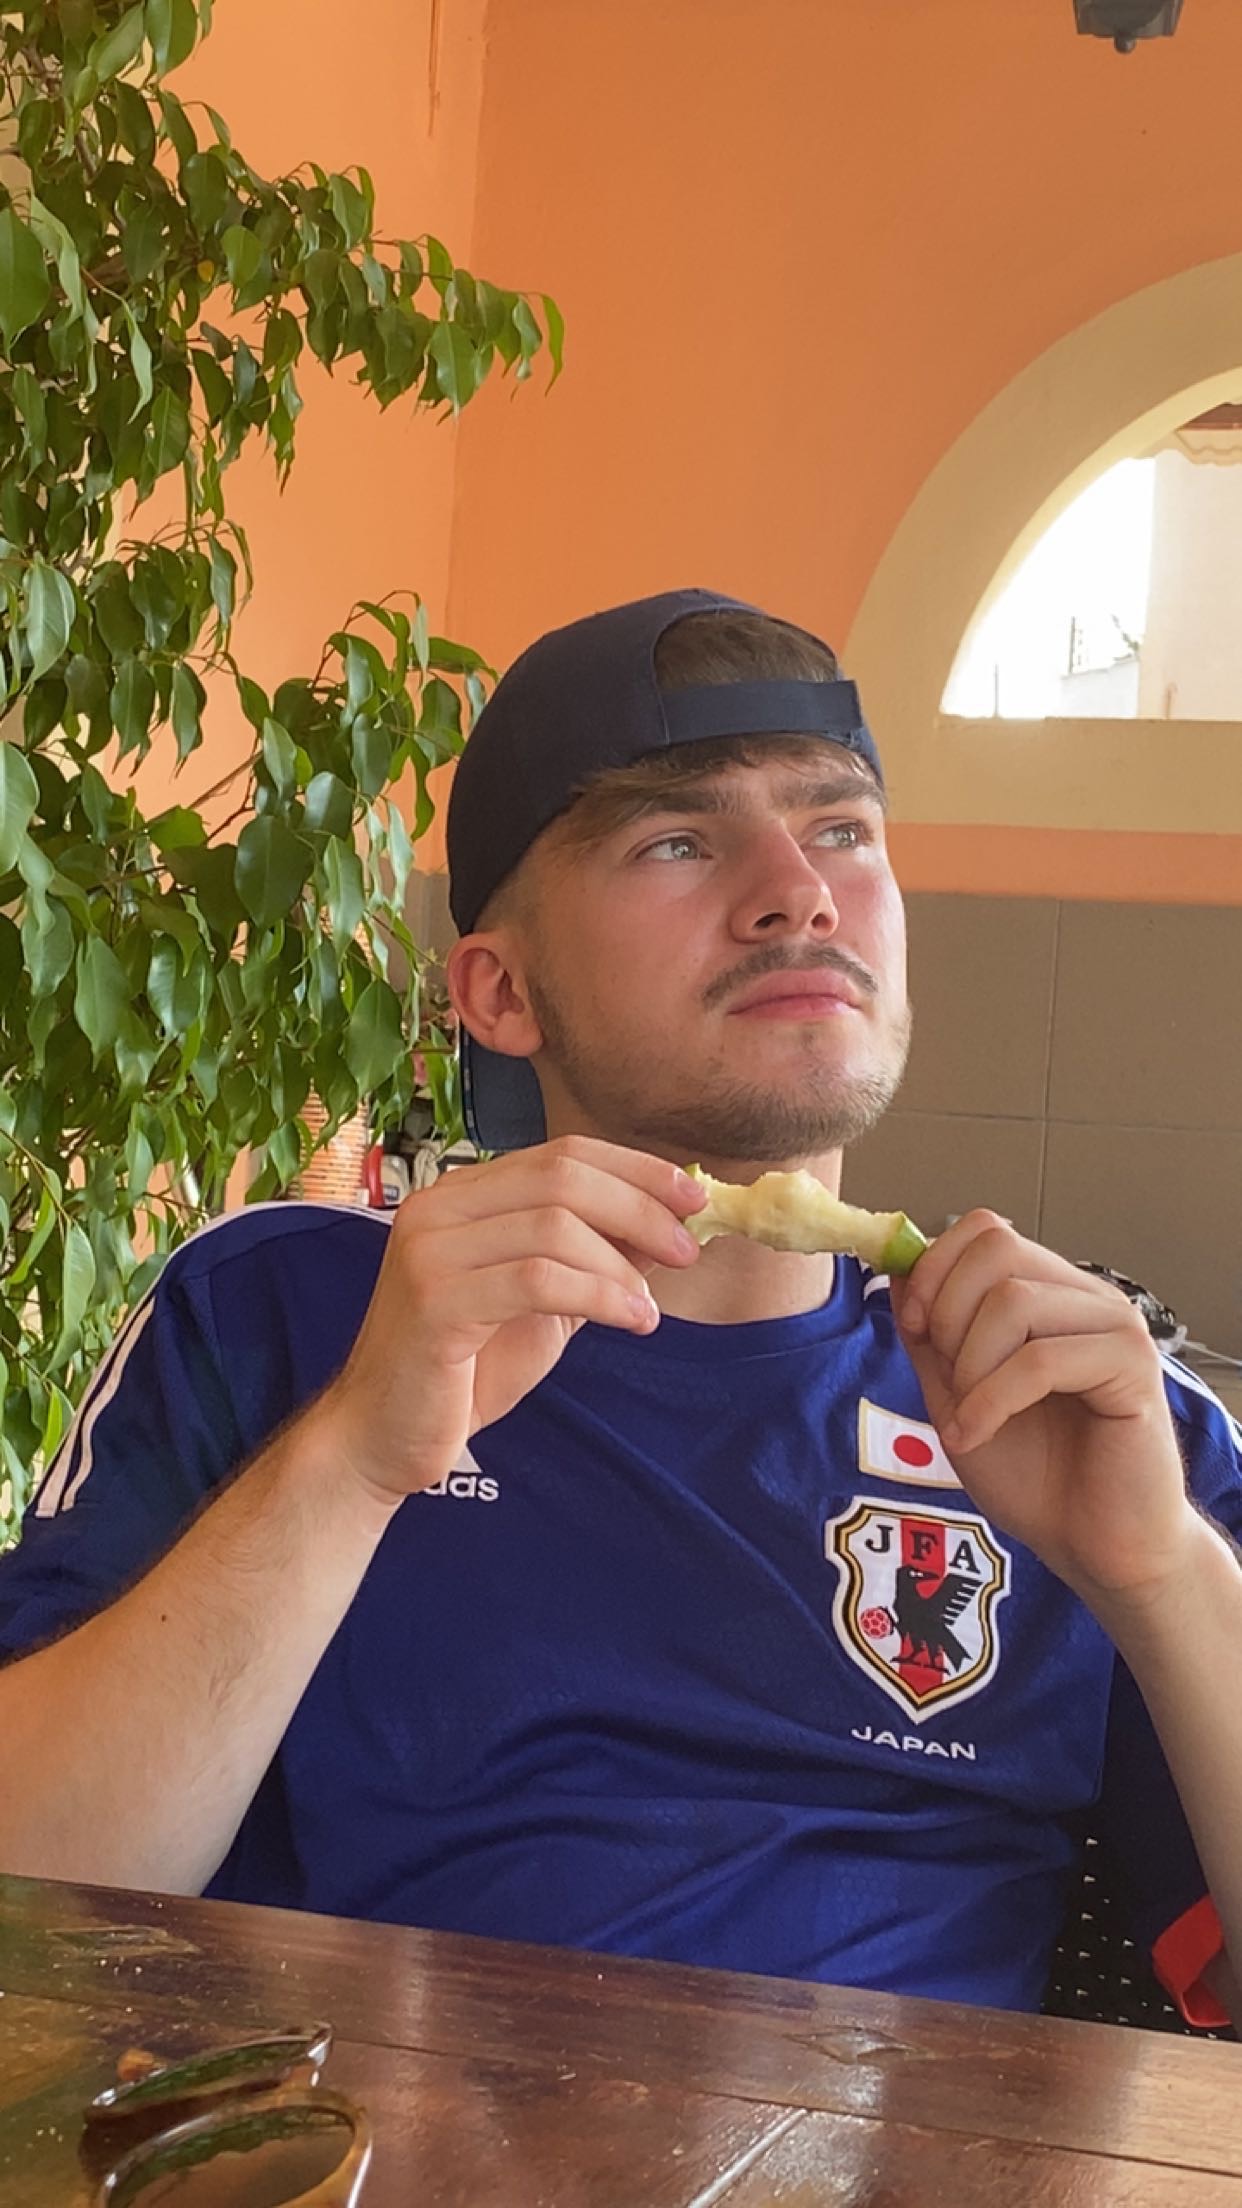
[626,770,885,821]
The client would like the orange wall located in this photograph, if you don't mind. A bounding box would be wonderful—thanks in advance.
[435,0,1242,897]
[452,0,1242,661]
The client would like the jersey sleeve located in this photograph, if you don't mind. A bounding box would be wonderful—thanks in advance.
[1096,1362,1242,2029]
[0,1239,246,1663]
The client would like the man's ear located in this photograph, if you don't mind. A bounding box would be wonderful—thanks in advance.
[446,934,544,1062]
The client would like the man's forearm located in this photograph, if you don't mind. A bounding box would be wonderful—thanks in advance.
[1091,1512,1242,2020]
[0,1408,398,1895]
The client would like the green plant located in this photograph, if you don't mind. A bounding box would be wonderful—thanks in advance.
[0,0,562,1536]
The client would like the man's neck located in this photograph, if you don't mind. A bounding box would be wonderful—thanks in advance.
[652,1236,836,1326]
[656,1148,844,1327]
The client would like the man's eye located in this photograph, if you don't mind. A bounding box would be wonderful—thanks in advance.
[643,833,703,861]
[812,821,866,850]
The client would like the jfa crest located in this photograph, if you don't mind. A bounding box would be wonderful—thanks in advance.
[826,1499,1011,1720]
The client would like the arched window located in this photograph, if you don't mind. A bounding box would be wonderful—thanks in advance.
[944,408,1242,722]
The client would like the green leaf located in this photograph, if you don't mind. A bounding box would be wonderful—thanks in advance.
[0,208,50,350]
[113,79,157,162]
[511,295,543,370]
[208,537,236,626]
[146,0,198,75]
[114,1008,160,1095]
[22,893,74,1000]
[27,197,86,320]
[323,838,364,948]
[12,365,48,460]
[302,771,353,838]
[74,936,132,1060]
[261,716,296,800]
[221,222,262,287]
[23,566,76,682]
[301,248,340,313]
[387,797,413,898]
[427,635,490,675]
[121,200,166,287]
[51,1222,96,1371]
[166,843,243,941]
[41,1381,74,1466]
[149,804,207,853]
[17,100,56,172]
[125,1118,155,1202]
[192,346,232,425]
[170,662,204,761]
[90,4,147,85]
[234,816,310,926]
[127,309,154,413]
[111,659,156,753]
[342,978,405,1095]
[9,1185,57,1289]
[157,86,198,164]
[350,715,391,798]
[147,387,191,479]
[0,745,39,873]
[146,935,209,1037]
[328,172,369,248]
[429,320,478,412]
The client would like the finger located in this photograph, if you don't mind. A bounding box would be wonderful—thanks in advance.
[906,1218,1112,1359]
[950,1279,1138,1402]
[432,1256,661,1342]
[410,1208,661,1309]
[399,1145,703,1270]
[944,1330,1161,1453]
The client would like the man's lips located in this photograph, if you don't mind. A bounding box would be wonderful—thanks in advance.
[729,970,864,1017]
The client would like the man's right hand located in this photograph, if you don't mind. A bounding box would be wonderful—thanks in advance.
[309,1137,706,1507]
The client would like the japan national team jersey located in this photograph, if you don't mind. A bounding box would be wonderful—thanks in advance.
[2,1200,1239,2025]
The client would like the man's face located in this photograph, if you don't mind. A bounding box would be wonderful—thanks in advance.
[509,747,911,1166]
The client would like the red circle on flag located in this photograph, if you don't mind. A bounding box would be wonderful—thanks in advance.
[893,1433,935,1468]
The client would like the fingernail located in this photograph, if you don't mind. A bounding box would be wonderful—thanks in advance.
[676,1169,704,1202]
[941,1418,963,1452]
[629,1294,659,1328]
[902,1299,925,1336]
[673,1226,698,1260]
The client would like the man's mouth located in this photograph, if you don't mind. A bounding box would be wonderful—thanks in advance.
[729,970,865,1020]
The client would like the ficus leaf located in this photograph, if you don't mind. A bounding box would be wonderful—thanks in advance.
[73,936,133,1061]
[23,565,76,683]
[22,892,75,1000]
[146,0,199,76]
[342,977,405,1095]
[234,815,310,926]
[50,1222,96,1371]
[0,208,50,349]
[89,4,147,86]
[147,387,191,479]
[0,745,40,873]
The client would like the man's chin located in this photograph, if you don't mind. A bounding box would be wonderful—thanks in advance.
[627,1073,902,1164]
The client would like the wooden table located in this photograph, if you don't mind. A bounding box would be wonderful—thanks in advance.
[1,1871,1240,2205]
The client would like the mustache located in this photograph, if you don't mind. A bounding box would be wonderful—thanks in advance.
[702,943,879,1011]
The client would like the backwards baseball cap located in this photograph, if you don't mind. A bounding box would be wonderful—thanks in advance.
[446,587,881,1151]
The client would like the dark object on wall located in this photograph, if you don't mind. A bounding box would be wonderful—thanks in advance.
[1073,0,1184,53]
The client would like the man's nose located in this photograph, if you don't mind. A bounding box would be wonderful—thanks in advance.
[729,832,840,939]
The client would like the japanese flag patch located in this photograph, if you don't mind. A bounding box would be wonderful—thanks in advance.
[858,1399,960,1489]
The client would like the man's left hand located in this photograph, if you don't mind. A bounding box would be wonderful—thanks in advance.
[890,1212,1198,1608]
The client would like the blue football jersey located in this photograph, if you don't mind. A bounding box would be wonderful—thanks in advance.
[2,1200,1238,2021]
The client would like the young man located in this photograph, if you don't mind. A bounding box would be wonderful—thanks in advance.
[0,589,1239,2030]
